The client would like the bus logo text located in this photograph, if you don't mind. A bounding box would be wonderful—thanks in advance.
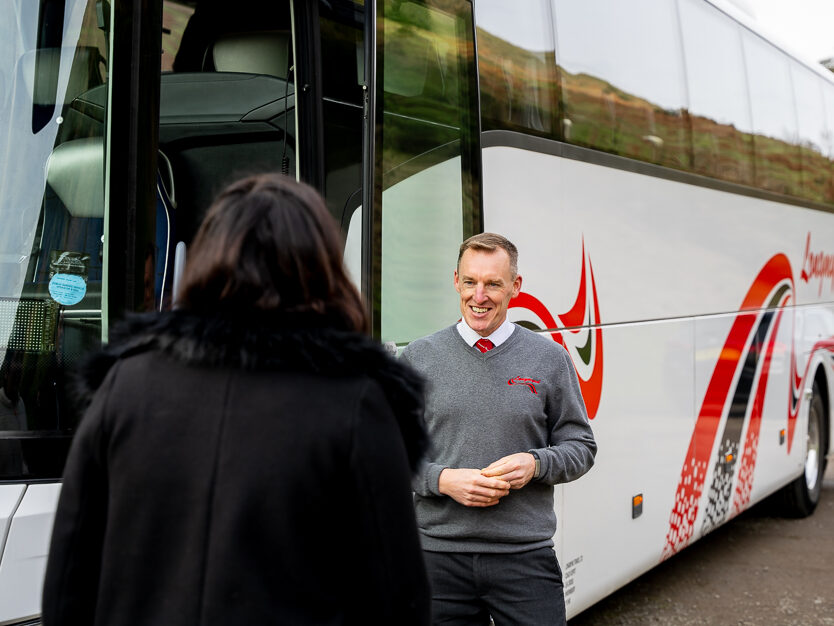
[800,232,834,295]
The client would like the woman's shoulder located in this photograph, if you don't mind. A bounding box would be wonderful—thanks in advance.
[77,309,409,385]
[74,310,427,466]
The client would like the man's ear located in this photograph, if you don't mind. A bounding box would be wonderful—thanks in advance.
[511,274,523,298]
[454,269,461,293]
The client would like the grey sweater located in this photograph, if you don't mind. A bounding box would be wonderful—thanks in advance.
[402,324,597,553]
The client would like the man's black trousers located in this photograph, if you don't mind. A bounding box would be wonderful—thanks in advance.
[423,547,566,625]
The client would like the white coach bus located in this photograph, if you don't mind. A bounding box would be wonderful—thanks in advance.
[1,0,832,622]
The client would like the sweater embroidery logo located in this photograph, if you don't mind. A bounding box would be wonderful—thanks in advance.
[508,376,540,395]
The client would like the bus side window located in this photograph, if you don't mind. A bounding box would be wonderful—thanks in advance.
[792,65,831,205]
[742,32,802,197]
[678,0,754,186]
[552,0,690,170]
[474,0,559,138]
[823,85,834,204]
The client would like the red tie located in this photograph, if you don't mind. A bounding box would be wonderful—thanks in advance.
[475,338,494,353]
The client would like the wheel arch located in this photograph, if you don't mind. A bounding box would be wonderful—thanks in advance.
[813,365,831,461]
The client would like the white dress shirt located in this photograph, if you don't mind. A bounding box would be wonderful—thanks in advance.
[456,317,515,349]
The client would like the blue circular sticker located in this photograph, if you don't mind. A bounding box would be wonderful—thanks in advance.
[49,273,87,306]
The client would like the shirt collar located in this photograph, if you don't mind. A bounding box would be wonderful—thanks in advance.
[456,317,515,348]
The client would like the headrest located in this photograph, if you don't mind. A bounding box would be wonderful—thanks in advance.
[46,137,104,218]
[210,31,290,79]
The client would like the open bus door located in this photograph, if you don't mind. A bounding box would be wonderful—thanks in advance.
[362,0,482,343]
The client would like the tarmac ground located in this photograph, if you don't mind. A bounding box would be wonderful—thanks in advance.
[568,462,834,626]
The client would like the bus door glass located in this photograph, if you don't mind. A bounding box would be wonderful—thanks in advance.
[374,0,481,344]
[0,0,111,482]
[155,0,297,306]
[156,0,367,306]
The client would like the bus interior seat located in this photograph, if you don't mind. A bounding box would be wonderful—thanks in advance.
[21,137,107,391]
[44,134,177,312]
[205,30,291,79]
[45,137,104,219]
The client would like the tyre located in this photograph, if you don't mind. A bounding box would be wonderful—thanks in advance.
[779,382,826,518]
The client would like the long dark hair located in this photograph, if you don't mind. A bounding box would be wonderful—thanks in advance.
[178,173,367,332]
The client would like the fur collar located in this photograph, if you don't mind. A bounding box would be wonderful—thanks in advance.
[76,310,427,469]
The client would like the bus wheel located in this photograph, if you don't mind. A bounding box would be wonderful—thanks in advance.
[780,382,826,518]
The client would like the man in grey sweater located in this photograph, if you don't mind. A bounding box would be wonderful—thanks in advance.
[402,233,597,625]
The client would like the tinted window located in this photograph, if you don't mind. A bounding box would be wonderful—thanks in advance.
[823,85,834,202]
[742,32,801,196]
[679,0,753,185]
[792,66,832,204]
[475,0,559,137]
[0,0,110,479]
[553,0,690,170]
[161,1,295,245]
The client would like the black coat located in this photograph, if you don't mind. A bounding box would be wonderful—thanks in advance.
[42,311,430,626]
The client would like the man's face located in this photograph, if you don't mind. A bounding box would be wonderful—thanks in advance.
[454,248,522,337]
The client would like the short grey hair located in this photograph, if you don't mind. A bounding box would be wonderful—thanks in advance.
[457,232,518,277]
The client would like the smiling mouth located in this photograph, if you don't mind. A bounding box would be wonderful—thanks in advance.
[471,306,490,314]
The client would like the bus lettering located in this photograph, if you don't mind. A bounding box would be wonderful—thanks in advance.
[800,232,834,295]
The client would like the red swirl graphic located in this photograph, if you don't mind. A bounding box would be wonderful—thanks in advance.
[509,239,603,420]
[663,254,793,558]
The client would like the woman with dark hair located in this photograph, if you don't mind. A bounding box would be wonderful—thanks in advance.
[42,174,430,625]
